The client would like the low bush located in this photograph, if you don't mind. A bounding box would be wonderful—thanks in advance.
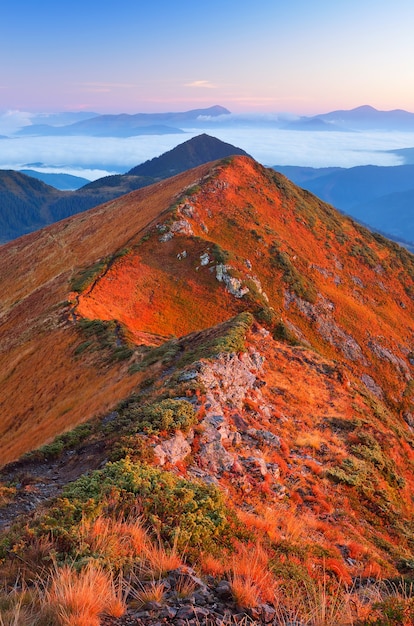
[104,398,197,438]
[51,459,235,554]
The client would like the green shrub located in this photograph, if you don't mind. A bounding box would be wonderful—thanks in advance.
[325,456,369,487]
[61,459,233,551]
[75,318,134,362]
[174,312,254,370]
[108,434,156,463]
[121,398,197,436]
[70,259,108,293]
[270,243,317,303]
[129,340,179,373]
[210,243,230,265]
[26,423,93,461]
[273,320,301,346]
[349,243,379,268]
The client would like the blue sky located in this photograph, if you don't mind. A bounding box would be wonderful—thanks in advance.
[2,0,414,114]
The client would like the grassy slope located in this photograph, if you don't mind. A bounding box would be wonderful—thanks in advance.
[0,165,213,464]
[0,156,414,620]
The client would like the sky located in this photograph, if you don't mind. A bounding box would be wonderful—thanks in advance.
[2,0,414,116]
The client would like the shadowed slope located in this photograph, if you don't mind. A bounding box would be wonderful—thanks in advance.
[0,134,246,243]
[0,165,213,464]
[127,133,249,178]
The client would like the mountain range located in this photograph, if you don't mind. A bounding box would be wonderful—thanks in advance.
[0,148,413,623]
[285,104,414,132]
[11,104,414,138]
[2,132,414,251]
[17,105,231,137]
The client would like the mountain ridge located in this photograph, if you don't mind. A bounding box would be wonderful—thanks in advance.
[0,134,248,243]
[17,105,231,137]
[0,154,413,622]
[1,155,413,464]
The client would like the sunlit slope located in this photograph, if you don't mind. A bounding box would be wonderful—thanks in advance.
[1,155,413,468]
[76,156,414,407]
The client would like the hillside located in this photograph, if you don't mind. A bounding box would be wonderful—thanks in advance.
[273,163,414,246]
[0,156,413,624]
[19,169,90,190]
[0,170,62,241]
[0,134,248,243]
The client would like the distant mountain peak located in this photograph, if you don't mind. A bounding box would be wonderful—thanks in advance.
[17,106,232,137]
[350,104,377,112]
[127,133,250,178]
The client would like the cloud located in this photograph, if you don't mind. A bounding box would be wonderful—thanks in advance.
[0,110,33,134]
[184,80,217,89]
[0,127,410,181]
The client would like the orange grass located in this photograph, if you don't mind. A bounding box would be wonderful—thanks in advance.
[130,580,165,608]
[41,562,126,626]
[229,574,261,609]
[199,554,226,578]
[141,540,183,578]
[228,543,277,604]
[80,515,148,562]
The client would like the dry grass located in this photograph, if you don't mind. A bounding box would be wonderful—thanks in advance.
[141,538,183,579]
[295,431,324,451]
[262,504,309,544]
[227,543,276,606]
[199,553,226,578]
[175,574,197,599]
[102,572,129,619]
[38,562,126,626]
[130,580,165,608]
[305,576,353,626]
[236,509,273,535]
[0,587,33,626]
[228,573,261,609]
[80,514,148,564]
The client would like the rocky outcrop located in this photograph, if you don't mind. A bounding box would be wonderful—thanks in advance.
[284,290,367,364]
[215,264,250,298]
[101,566,278,626]
[153,431,193,466]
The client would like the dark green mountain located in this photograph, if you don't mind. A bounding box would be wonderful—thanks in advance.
[127,133,250,178]
[20,170,90,190]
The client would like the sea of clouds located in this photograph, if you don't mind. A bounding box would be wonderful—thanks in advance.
[1,111,414,180]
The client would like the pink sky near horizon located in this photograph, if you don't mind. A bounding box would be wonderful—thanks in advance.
[2,1,414,116]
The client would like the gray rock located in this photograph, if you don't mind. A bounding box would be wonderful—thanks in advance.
[153,431,192,466]
[159,231,173,242]
[215,580,233,601]
[160,606,178,619]
[178,370,198,382]
[261,603,277,623]
[361,374,384,399]
[170,219,194,235]
[176,605,197,620]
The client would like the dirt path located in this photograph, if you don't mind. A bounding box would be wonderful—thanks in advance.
[0,440,108,530]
